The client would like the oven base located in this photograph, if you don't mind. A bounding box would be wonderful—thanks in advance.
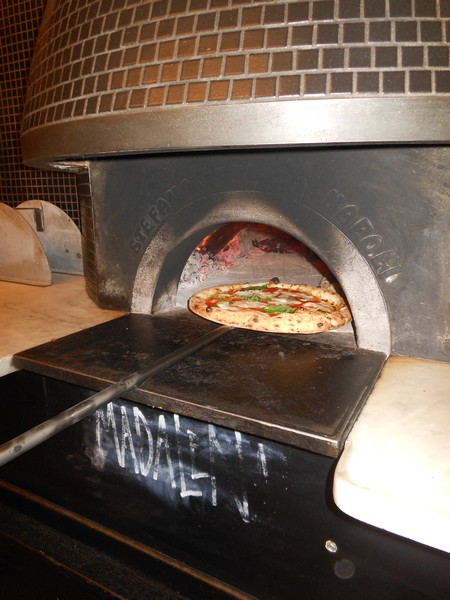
[0,488,231,600]
[0,370,448,599]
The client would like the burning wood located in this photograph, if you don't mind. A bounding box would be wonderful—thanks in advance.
[178,223,330,305]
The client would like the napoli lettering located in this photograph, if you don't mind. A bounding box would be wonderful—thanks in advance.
[95,402,269,523]
[323,189,402,282]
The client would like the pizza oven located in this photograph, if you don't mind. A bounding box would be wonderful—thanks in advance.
[7,146,449,455]
[1,1,449,598]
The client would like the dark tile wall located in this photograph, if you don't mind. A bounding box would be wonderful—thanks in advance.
[0,1,80,227]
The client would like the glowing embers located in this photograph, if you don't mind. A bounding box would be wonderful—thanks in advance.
[177,223,331,307]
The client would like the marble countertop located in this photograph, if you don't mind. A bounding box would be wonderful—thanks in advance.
[334,356,450,554]
[0,275,448,554]
[0,274,122,376]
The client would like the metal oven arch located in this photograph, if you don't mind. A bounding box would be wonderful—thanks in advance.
[132,192,391,355]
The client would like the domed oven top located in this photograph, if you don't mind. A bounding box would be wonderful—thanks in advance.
[22,0,450,167]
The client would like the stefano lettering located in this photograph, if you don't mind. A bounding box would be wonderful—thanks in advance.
[128,178,193,254]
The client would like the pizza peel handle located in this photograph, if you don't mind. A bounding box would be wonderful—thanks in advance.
[0,325,232,468]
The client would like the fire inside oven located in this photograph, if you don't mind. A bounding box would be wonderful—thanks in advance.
[178,222,339,308]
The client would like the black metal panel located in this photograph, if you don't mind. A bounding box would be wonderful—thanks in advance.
[0,371,448,599]
[13,313,385,457]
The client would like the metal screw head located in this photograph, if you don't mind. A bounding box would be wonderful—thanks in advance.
[325,539,338,553]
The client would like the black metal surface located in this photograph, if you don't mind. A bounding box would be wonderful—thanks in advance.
[0,533,115,600]
[13,312,385,457]
[0,324,231,467]
[0,371,448,600]
[0,491,230,600]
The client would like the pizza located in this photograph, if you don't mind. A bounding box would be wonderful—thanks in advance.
[188,278,352,334]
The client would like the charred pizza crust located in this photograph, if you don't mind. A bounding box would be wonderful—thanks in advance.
[188,280,352,334]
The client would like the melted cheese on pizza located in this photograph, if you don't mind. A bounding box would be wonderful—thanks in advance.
[205,286,339,315]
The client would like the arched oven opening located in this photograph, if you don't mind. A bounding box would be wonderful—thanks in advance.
[132,196,391,356]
